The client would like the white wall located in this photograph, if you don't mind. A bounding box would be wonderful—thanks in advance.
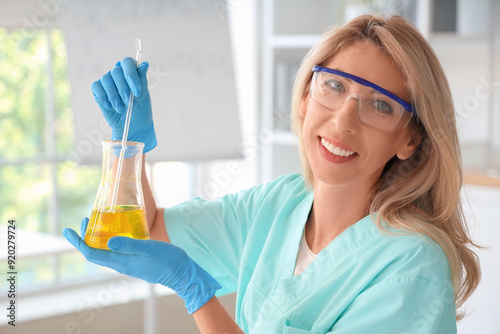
[457,185,500,333]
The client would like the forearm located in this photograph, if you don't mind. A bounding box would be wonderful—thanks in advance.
[141,154,169,242]
[193,297,243,334]
[142,154,157,227]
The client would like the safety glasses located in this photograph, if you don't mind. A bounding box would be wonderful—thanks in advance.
[310,65,416,131]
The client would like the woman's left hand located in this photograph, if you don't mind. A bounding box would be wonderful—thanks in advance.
[63,218,221,314]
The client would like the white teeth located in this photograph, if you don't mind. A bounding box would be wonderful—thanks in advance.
[321,138,356,157]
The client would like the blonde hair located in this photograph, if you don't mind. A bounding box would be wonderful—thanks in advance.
[291,14,480,320]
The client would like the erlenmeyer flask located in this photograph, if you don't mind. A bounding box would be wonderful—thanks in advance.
[85,140,150,250]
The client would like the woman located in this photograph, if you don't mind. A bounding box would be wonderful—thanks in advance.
[64,15,480,333]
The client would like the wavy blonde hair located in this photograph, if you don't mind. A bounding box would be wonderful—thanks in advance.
[291,14,480,320]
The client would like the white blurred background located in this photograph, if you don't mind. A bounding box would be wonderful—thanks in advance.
[0,0,498,333]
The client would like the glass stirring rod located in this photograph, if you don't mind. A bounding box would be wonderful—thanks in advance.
[109,39,142,212]
[121,39,142,144]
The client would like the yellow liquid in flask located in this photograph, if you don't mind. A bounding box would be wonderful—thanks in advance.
[85,205,150,250]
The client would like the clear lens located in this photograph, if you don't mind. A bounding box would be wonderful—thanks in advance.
[311,71,411,131]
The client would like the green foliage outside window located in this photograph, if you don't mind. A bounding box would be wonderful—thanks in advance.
[0,28,109,287]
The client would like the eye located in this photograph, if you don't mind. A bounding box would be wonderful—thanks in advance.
[324,79,344,93]
[373,100,394,114]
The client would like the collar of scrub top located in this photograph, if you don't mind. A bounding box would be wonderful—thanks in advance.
[312,65,416,115]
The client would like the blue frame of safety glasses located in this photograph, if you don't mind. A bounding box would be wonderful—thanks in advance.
[312,66,416,115]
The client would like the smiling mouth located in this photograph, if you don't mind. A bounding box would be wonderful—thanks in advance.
[320,138,356,157]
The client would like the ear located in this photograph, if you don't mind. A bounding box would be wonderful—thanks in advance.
[299,93,309,117]
[396,132,423,160]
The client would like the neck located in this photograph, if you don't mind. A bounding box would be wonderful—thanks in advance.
[305,179,373,254]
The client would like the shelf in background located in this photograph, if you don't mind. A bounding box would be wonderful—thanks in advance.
[0,229,74,261]
[464,170,500,188]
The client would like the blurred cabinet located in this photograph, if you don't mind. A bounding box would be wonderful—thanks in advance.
[429,0,499,172]
[259,0,335,182]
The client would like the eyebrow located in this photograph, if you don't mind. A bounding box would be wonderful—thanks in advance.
[313,65,415,113]
[331,67,353,83]
[330,67,400,97]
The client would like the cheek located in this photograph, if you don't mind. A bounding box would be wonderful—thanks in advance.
[362,132,403,166]
[301,113,323,164]
[301,110,317,143]
[302,118,314,158]
[302,106,328,133]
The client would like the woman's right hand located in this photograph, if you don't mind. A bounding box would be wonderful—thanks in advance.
[91,57,157,152]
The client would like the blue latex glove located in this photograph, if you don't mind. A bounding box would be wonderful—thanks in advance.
[91,57,157,152]
[62,218,221,314]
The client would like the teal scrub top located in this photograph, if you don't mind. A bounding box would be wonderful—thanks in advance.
[165,174,457,333]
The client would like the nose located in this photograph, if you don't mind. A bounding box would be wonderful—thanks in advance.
[330,95,359,132]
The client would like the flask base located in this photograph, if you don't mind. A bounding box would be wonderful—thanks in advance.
[85,205,150,250]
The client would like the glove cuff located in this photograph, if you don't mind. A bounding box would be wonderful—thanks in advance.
[185,277,222,314]
[112,123,157,153]
[141,123,157,153]
[172,260,222,314]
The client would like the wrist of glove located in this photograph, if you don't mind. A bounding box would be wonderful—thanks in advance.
[111,122,157,153]
[63,218,221,314]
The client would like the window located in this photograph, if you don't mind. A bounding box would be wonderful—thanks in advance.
[0,26,195,294]
[0,2,255,326]
[0,28,110,290]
